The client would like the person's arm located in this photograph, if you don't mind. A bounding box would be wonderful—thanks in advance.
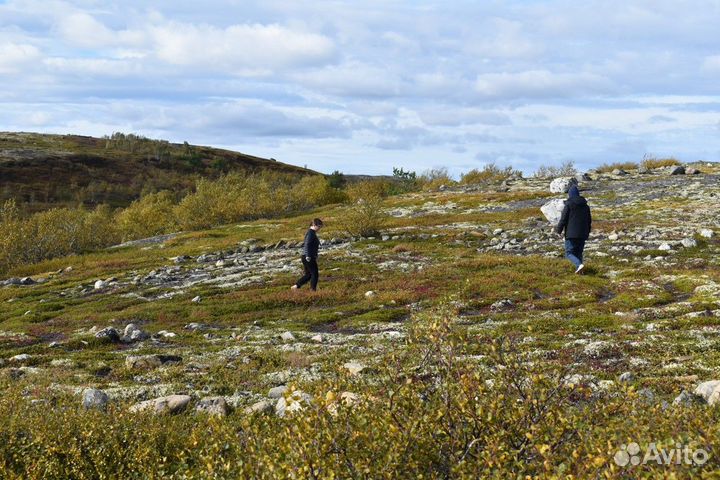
[555,204,569,235]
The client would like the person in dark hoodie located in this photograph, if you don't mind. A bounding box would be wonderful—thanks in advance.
[555,185,592,274]
[291,218,323,291]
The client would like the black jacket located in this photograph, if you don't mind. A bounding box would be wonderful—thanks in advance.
[302,228,320,258]
[556,196,592,239]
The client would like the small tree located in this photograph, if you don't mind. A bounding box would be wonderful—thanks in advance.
[392,167,418,193]
[328,170,347,189]
[340,181,389,237]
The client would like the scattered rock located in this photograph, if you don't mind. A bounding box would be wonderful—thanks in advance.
[122,323,149,343]
[125,355,162,370]
[490,299,514,312]
[191,296,202,303]
[365,290,376,299]
[95,328,120,343]
[244,400,274,415]
[612,169,629,176]
[673,390,702,406]
[311,334,324,343]
[618,371,635,383]
[268,386,288,399]
[669,166,686,175]
[275,390,312,417]
[575,173,592,182]
[583,341,613,358]
[694,380,720,405]
[129,395,192,415]
[9,354,31,363]
[82,388,109,411]
[19,277,35,285]
[686,167,701,175]
[94,280,107,290]
[125,354,181,370]
[540,198,565,224]
[681,238,697,249]
[343,362,366,376]
[699,229,714,239]
[196,396,229,416]
[658,243,672,251]
[549,177,578,194]
[280,331,296,342]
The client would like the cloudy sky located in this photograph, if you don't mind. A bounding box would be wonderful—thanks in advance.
[1,0,720,175]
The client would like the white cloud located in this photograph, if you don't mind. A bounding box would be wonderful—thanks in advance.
[466,18,542,59]
[702,55,720,72]
[475,70,614,100]
[43,57,143,76]
[293,62,405,98]
[2,1,720,174]
[56,12,116,48]
[151,22,337,74]
[0,42,41,74]
[417,107,511,127]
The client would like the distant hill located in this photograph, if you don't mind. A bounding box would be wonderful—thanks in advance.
[0,132,317,212]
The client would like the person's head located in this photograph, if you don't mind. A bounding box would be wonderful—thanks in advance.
[568,185,580,198]
[310,218,324,230]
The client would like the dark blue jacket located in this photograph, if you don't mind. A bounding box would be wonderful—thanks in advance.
[302,229,320,258]
[556,192,592,239]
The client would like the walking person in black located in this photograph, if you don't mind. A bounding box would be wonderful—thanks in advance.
[291,218,323,291]
[556,185,592,274]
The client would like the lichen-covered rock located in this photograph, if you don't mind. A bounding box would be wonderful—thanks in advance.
[195,397,229,416]
[540,199,565,224]
[129,395,192,415]
[82,388,109,411]
[549,177,577,194]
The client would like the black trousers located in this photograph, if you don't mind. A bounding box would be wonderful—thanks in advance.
[295,256,319,291]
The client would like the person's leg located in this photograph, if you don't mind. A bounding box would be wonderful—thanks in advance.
[295,257,312,288]
[576,239,586,264]
[309,258,319,291]
[564,239,581,268]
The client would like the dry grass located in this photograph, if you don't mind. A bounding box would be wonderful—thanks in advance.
[595,161,639,173]
[640,156,681,170]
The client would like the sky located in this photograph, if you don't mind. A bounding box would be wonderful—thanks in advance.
[1,0,720,176]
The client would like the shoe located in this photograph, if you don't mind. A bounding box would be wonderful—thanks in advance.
[290,285,298,290]
[575,264,585,274]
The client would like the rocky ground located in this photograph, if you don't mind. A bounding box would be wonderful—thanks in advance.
[1,162,720,436]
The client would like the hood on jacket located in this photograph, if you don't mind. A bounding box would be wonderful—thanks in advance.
[566,195,587,207]
[568,185,580,198]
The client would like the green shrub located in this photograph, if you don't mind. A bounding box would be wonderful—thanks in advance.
[340,180,389,237]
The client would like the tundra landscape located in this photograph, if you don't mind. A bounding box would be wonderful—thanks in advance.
[1,133,720,477]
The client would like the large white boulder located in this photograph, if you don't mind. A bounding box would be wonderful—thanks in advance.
[540,199,566,224]
[549,177,578,194]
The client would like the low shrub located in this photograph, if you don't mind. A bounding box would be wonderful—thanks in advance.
[1,307,718,477]
[534,160,577,178]
[596,161,639,173]
[115,191,178,241]
[640,156,681,170]
[461,163,522,184]
[340,180,389,237]
[418,167,456,191]
[0,200,119,273]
